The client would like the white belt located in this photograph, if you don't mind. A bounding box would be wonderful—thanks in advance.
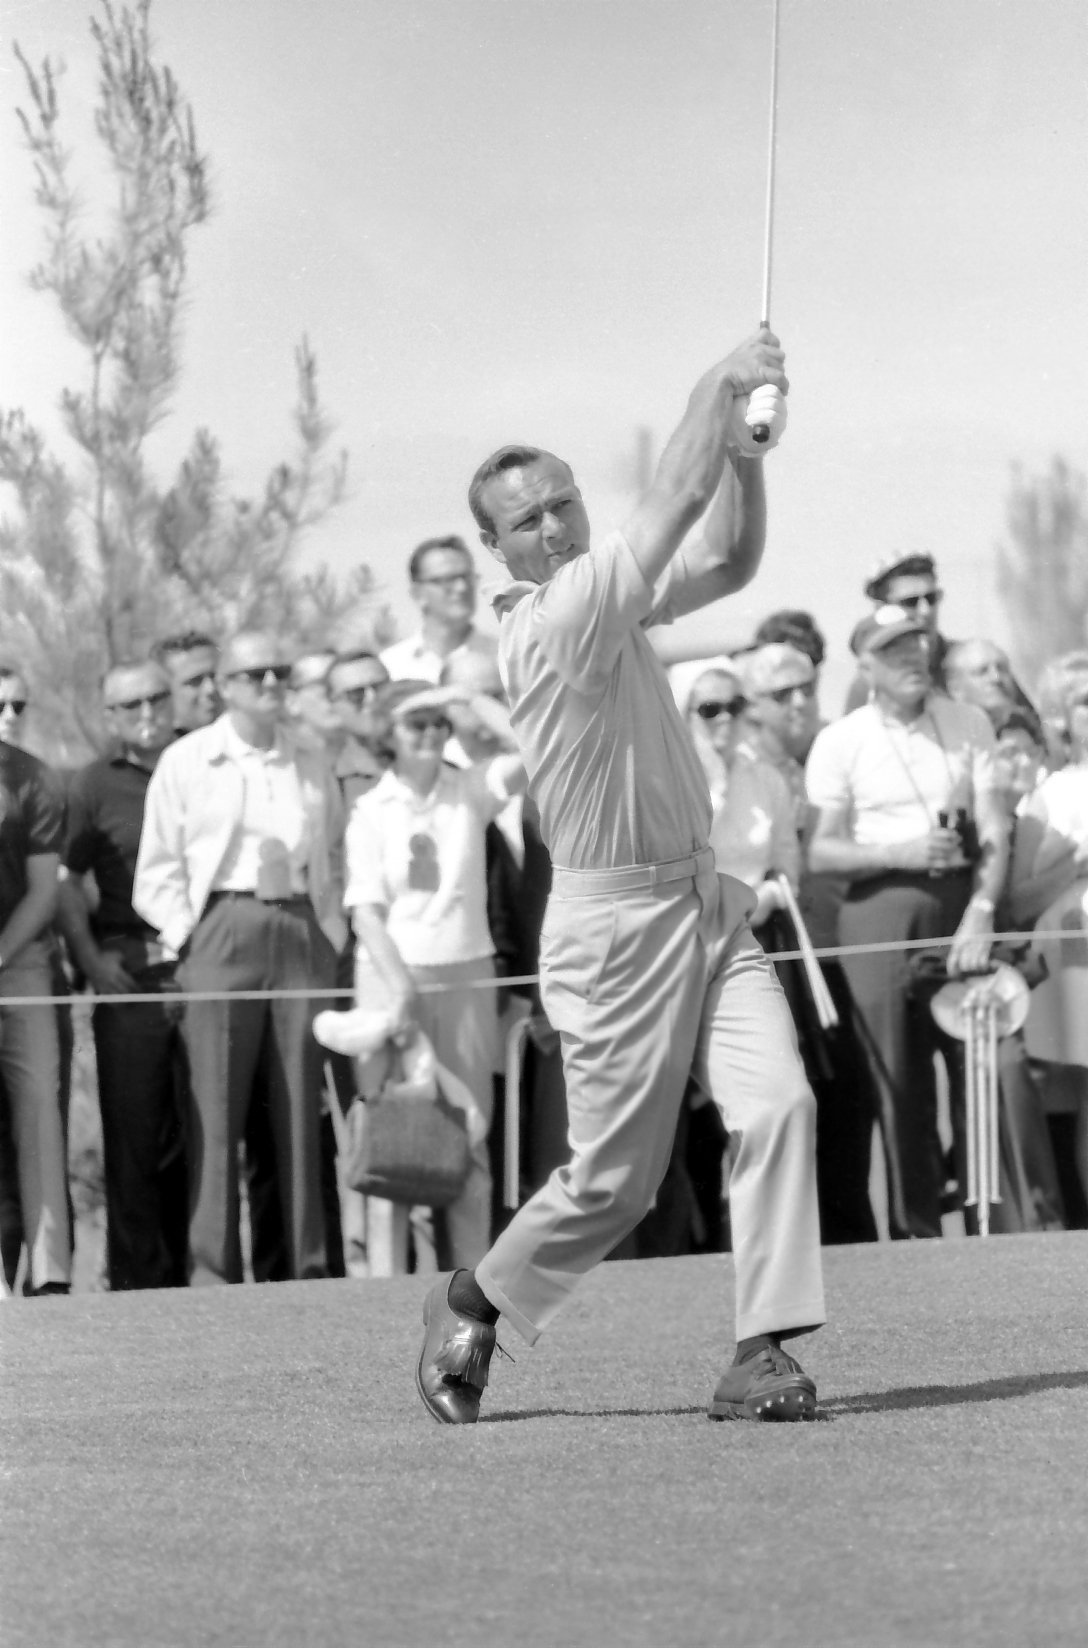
[550,847,714,899]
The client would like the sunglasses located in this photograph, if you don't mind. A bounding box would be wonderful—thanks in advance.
[695,697,748,721]
[333,683,386,708]
[108,690,172,714]
[764,680,816,704]
[896,589,943,611]
[225,664,292,685]
[0,699,27,716]
[401,714,452,735]
[178,669,217,690]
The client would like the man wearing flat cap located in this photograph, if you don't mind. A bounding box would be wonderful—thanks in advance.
[805,605,1010,1239]
[843,553,950,713]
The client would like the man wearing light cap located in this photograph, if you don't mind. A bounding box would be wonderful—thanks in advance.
[806,605,1010,1239]
[843,553,950,713]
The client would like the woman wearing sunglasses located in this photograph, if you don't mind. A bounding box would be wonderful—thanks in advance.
[344,678,525,1274]
[675,664,800,1253]
[685,665,799,927]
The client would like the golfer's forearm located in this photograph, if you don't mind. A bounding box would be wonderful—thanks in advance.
[626,369,736,586]
[698,456,766,593]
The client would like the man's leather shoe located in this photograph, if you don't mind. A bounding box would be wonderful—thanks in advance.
[416,1274,497,1424]
[707,1343,818,1422]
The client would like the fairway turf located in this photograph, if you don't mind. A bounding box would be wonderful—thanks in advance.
[3,1235,1088,1647]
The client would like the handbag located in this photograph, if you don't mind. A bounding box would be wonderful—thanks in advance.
[326,1041,472,1207]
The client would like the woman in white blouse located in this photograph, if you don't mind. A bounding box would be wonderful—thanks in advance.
[685,665,799,924]
[344,679,524,1273]
[1011,676,1088,1205]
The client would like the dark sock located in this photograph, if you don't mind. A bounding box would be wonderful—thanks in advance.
[733,1332,781,1364]
[448,1268,499,1325]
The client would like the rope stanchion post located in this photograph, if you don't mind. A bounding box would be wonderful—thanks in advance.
[959,980,1004,1239]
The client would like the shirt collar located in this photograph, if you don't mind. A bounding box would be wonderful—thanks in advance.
[370,764,454,805]
[490,581,536,620]
[210,713,292,765]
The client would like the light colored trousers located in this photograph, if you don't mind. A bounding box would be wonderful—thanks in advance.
[0,942,71,1289]
[477,850,825,1346]
[355,955,497,1276]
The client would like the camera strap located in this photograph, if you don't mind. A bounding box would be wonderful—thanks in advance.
[878,700,959,831]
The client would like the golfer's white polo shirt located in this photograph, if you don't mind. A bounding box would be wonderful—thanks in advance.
[804,697,996,847]
[492,532,712,871]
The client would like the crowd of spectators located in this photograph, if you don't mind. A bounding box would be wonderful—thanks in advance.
[1,538,1086,1296]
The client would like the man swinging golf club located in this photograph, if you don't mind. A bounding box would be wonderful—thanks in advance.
[415,327,825,1424]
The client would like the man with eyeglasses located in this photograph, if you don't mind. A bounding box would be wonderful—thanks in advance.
[0,660,71,1295]
[60,661,189,1289]
[134,632,345,1283]
[284,650,342,753]
[326,651,393,810]
[842,555,948,714]
[156,631,222,736]
[414,329,827,1427]
[381,535,498,686]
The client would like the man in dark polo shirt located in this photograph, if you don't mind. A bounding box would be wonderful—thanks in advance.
[0,660,71,1295]
[59,660,188,1290]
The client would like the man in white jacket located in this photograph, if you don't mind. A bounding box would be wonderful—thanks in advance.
[134,631,344,1284]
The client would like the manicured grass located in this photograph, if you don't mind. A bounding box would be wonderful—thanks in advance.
[3,1235,1088,1647]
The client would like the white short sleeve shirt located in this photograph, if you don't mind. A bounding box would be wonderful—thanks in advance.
[343,762,508,966]
[804,698,996,847]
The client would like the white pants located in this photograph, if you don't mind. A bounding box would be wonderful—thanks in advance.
[477,854,825,1345]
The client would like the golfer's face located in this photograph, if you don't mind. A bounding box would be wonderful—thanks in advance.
[481,456,590,584]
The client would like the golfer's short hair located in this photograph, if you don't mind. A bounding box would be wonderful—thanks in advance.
[408,536,473,584]
[468,445,548,534]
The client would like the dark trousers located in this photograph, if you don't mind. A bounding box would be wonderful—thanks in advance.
[757,914,878,1245]
[93,946,189,1289]
[179,895,335,1285]
[840,871,973,1239]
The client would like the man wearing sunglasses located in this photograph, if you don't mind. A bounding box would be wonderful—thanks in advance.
[326,650,394,811]
[381,535,498,687]
[134,632,345,1284]
[60,661,189,1289]
[415,328,827,1427]
[0,661,71,1294]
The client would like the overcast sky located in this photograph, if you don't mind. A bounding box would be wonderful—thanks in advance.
[1,0,1085,704]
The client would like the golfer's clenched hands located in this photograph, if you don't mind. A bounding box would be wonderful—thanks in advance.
[721,327,788,398]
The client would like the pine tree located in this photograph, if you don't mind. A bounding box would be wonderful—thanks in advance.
[996,457,1088,695]
[0,0,388,761]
